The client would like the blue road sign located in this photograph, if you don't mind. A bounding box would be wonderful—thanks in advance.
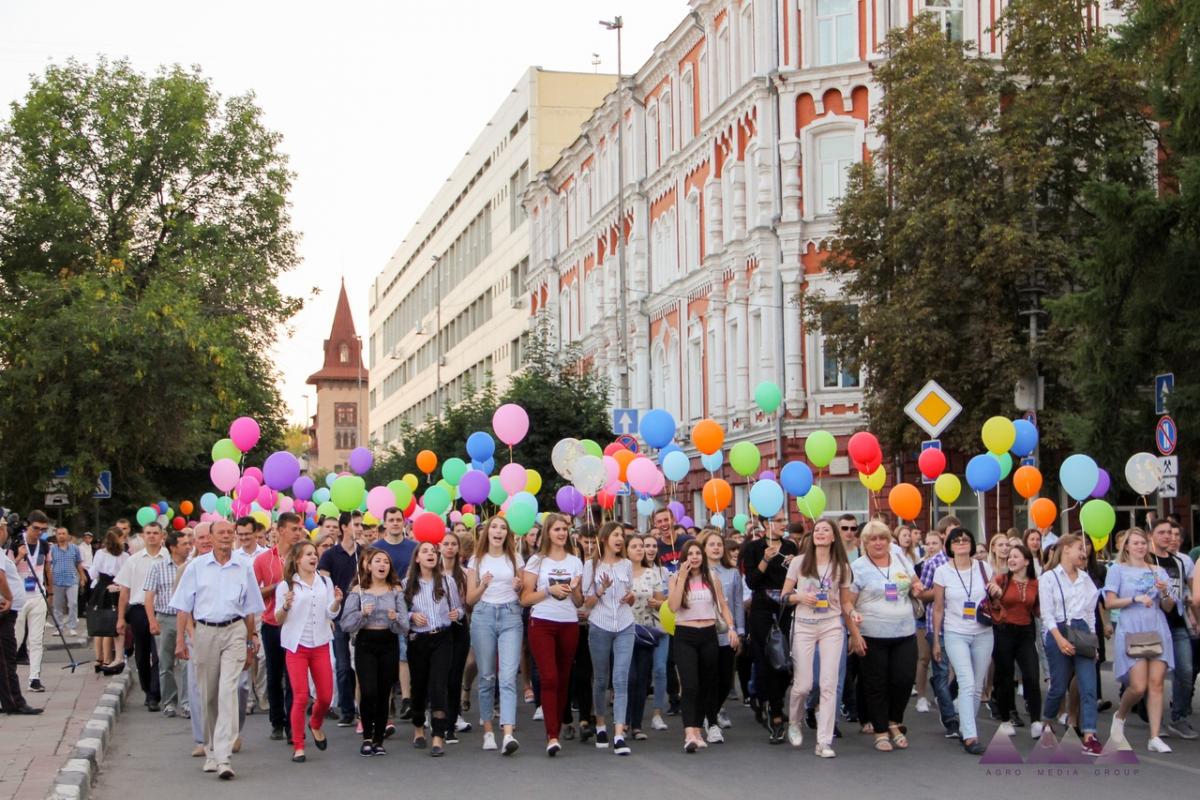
[93,470,112,500]
[615,483,631,496]
[1155,373,1175,416]
[612,408,639,435]
[617,434,639,453]
[1156,415,1177,456]
[919,439,941,485]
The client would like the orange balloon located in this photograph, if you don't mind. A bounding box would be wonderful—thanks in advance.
[1012,465,1043,500]
[691,418,724,455]
[887,483,922,521]
[1030,497,1057,529]
[416,449,438,475]
[613,449,637,482]
[702,478,732,512]
[179,500,194,516]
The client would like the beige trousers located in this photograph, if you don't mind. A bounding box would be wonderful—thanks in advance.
[193,622,246,764]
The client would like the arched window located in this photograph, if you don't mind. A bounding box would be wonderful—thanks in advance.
[339,343,350,364]
[650,342,667,411]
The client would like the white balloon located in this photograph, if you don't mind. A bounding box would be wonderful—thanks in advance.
[571,455,606,496]
[1124,452,1163,496]
[552,438,585,480]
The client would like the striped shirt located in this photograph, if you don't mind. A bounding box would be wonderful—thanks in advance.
[920,551,948,629]
[143,559,182,615]
[582,559,634,632]
[403,576,464,634]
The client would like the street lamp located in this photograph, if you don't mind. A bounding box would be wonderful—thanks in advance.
[599,15,631,418]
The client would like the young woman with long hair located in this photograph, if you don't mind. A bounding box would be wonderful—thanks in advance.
[625,533,667,740]
[667,540,739,753]
[562,527,597,741]
[440,532,472,744]
[700,530,744,740]
[403,540,464,757]
[339,546,406,757]
[87,528,129,672]
[893,526,920,566]
[521,513,583,756]
[781,517,855,757]
[991,543,1043,737]
[1106,528,1175,753]
[465,516,524,754]
[581,521,635,754]
[640,534,671,731]
[1024,529,1045,575]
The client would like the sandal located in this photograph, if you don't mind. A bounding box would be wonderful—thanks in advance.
[889,727,909,749]
[860,722,875,735]
[874,735,893,752]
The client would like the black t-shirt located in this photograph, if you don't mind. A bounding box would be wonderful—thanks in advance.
[1151,552,1186,629]
[742,536,801,599]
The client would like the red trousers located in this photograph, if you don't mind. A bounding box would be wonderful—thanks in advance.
[285,644,333,748]
[526,618,579,740]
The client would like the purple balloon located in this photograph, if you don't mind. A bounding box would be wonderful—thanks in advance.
[348,447,373,475]
[1090,467,1111,498]
[556,485,585,515]
[459,469,491,505]
[263,451,301,491]
[678,516,694,529]
[668,500,686,521]
[758,470,776,481]
[291,475,315,501]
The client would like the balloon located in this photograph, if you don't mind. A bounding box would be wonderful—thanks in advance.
[466,431,496,461]
[416,450,437,475]
[364,512,380,527]
[458,470,490,505]
[992,452,1013,481]
[552,438,585,479]
[636,497,656,516]
[401,473,418,491]
[136,506,157,527]
[317,500,339,519]
[179,500,194,516]
[525,469,543,495]
[1059,454,1099,502]
[507,501,537,535]
[229,416,261,452]
[918,448,947,481]
[966,453,1001,492]
[413,513,446,544]
[759,470,776,481]
[1030,497,1057,529]
[847,432,882,472]
[292,476,315,502]
[499,463,527,495]
[604,442,627,458]
[733,514,749,533]
[627,457,662,494]
[934,473,962,504]
[216,496,234,517]
[366,486,396,520]
[702,479,732,512]
[658,601,677,635]
[423,485,451,516]
[236,475,261,502]
[668,501,685,520]
[211,438,241,463]
[325,473,338,489]
[331,475,366,512]
[580,439,603,458]
[710,513,726,528]
[596,489,616,510]
[348,447,373,475]
[556,486,585,515]
[210,458,240,492]
[748,479,785,517]
[571,455,606,496]
[657,442,683,465]
[690,419,724,455]
[304,516,318,532]
[729,441,761,477]
[859,466,886,493]
[754,381,782,414]
[171,516,186,531]
[250,510,270,529]
[981,416,1016,456]
[797,486,827,520]
[1010,419,1039,457]
[613,449,637,482]
[263,451,301,491]
[1079,499,1116,539]
[779,461,814,497]
[1012,465,1043,499]
[700,450,724,473]
[1090,468,1111,498]
[277,496,294,514]
[492,403,530,446]
[256,486,276,510]
[1124,452,1163,496]
[888,483,922,521]
[602,455,620,487]
[199,493,217,513]
[662,450,689,482]
[510,491,538,513]
[461,512,477,529]
[488,476,509,506]
[312,487,331,505]
[805,430,837,469]
[639,409,677,449]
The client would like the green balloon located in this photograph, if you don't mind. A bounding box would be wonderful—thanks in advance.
[442,458,468,486]
[317,500,339,519]
[423,485,451,516]
[733,513,749,533]
[461,512,477,529]
[805,431,837,469]
[796,485,827,520]
[580,439,603,458]
[136,506,157,526]
[211,438,241,463]
[507,502,536,535]
[729,441,761,477]
[992,452,1013,481]
[331,475,365,512]
[216,496,233,516]
[436,479,457,500]
[754,381,782,414]
[1079,499,1116,538]
[387,480,413,508]
[488,476,508,506]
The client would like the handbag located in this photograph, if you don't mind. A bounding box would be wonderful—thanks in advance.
[1125,631,1164,659]
[976,562,995,627]
[1053,573,1098,659]
[634,624,663,648]
[765,608,792,672]
[87,607,118,637]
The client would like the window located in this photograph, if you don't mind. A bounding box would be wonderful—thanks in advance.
[334,403,357,426]
[820,307,860,389]
[815,131,855,215]
[558,288,570,346]
[816,0,857,65]
[339,343,350,364]
[647,104,660,171]
[698,51,709,118]
[687,334,703,422]
[651,343,667,411]
[683,192,700,272]
[509,161,529,232]
[738,3,754,81]
[821,480,870,520]
[923,0,964,42]
[681,69,695,144]
[661,91,673,156]
[584,270,600,329]
[717,25,731,101]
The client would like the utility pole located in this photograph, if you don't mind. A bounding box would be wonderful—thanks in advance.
[435,256,443,419]
[601,16,630,415]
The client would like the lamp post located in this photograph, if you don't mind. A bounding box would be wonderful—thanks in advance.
[600,15,630,417]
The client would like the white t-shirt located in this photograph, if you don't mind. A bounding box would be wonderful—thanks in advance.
[469,552,525,605]
[525,554,583,623]
[1,549,26,611]
[934,560,995,635]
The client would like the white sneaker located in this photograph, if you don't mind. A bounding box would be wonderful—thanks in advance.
[1110,716,1127,746]
[455,715,471,732]
[532,705,543,721]
[997,722,1016,736]
[1057,713,1069,726]
[915,697,931,714]
[814,743,836,758]
[482,731,498,751]
[717,708,732,729]
[202,758,217,773]
[706,724,724,743]
[787,723,804,747]
[910,687,918,696]
[1030,721,1045,739]
[651,714,668,731]
[1148,736,1172,753]
[502,734,519,755]
[67,628,79,638]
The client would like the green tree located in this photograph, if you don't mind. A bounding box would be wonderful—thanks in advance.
[0,59,301,512]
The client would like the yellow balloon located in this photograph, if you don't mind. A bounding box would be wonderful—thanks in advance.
[402,473,419,491]
[981,416,1016,456]
[934,473,962,505]
[251,510,270,529]
[859,465,886,492]
[362,512,379,526]
[525,468,543,495]
[658,601,677,635]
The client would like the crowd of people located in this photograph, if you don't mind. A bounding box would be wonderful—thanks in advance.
[1,504,1198,780]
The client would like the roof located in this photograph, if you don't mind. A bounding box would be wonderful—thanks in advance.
[306,279,370,384]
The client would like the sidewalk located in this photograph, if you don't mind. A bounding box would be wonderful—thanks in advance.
[0,630,107,800]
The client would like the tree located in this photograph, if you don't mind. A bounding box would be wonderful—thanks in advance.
[283,424,309,457]
[0,59,301,512]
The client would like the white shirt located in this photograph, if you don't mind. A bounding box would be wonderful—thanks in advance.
[169,551,265,622]
[233,545,267,569]
[89,550,129,587]
[525,554,583,623]
[582,559,635,632]
[1039,565,1099,633]
[469,553,524,605]
[1,549,25,611]
[78,542,93,569]
[116,547,168,605]
[934,560,994,635]
[275,574,337,652]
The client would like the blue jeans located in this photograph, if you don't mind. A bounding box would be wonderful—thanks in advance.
[926,628,958,726]
[1170,627,1193,722]
[942,628,994,742]
[332,623,355,717]
[651,633,669,712]
[589,624,635,727]
[470,601,524,727]
[1043,621,1098,734]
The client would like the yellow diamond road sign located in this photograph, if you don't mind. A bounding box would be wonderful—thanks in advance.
[904,380,962,438]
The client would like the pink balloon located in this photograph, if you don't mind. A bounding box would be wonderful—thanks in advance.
[366,486,397,520]
[602,455,620,486]
[237,475,260,501]
[244,466,264,484]
[449,510,463,524]
[229,416,261,452]
[277,495,295,514]
[292,498,307,515]
[626,457,661,494]
[210,458,240,492]
[499,462,528,495]
[491,404,529,447]
[257,485,276,510]
[604,479,623,495]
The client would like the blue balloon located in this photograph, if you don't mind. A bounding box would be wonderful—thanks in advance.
[325,472,338,488]
[1059,453,1099,502]
[1010,419,1039,458]
[965,453,1002,492]
[662,450,690,482]
[657,442,682,465]
[158,500,169,513]
[472,457,495,475]
[749,479,785,517]
[200,492,218,513]
[701,450,723,473]
[312,487,331,505]
[466,431,495,461]
[639,409,677,450]
[710,513,726,528]
[636,497,656,516]
[779,461,814,497]
[511,491,538,513]
[304,516,317,531]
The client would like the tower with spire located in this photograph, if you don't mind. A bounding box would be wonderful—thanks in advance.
[306,279,369,474]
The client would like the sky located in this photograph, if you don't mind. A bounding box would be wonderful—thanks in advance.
[0,0,688,425]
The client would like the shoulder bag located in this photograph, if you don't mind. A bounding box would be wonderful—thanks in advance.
[765,606,792,673]
[1053,572,1098,659]
[1126,631,1164,659]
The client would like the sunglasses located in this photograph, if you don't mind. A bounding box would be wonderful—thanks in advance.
[839,525,858,532]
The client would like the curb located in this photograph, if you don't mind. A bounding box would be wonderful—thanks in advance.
[46,671,134,800]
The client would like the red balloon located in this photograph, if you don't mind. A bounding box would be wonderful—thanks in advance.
[855,454,883,475]
[918,448,947,480]
[413,513,446,544]
[461,503,475,515]
[171,516,186,530]
[596,489,616,509]
[848,431,882,468]
[603,442,627,457]
[403,497,417,518]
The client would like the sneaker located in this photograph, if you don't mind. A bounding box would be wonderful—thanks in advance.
[963,739,986,755]
[202,758,218,773]
[1097,700,1113,713]
[217,763,235,780]
[632,729,648,740]
[337,712,355,727]
[502,734,519,755]
[1030,721,1045,739]
[1110,716,1127,746]
[1148,736,1173,753]
[191,745,206,757]
[1009,710,1025,728]
[163,705,177,718]
[594,728,609,748]
[1166,720,1198,740]
[787,723,804,747]
[562,723,575,740]
[482,731,498,751]
[768,721,786,744]
[28,679,44,693]
[667,699,681,716]
[717,709,732,729]
[706,724,724,744]
[651,714,668,731]
[684,738,698,753]
[579,724,594,743]
[444,731,459,744]
[997,722,1016,736]
[1081,735,1103,757]
[67,628,80,638]
[546,740,561,757]
[915,697,930,714]
[430,745,444,757]
[360,741,374,757]
[815,743,836,758]
[532,705,543,721]
[613,736,630,755]
[372,744,388,756]
[147,701,161,713]
[456,715,472,732]
[943,720,961,739]
[397,697,412,721]
[987,698,1002,720]
[270,726,285,741]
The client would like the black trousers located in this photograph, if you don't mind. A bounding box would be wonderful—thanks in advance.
[409,629,453,738]
[260,622,293,731]
[355,629,399,744]
[993,623,1041,721]
[674,625,719,729]
[446,621,469,726]
[748,600,791,720]
[714,644,735,719]
[858,635,917,731]
[627,639,654,730]
[564,623,593,726]
[0,611,26,711]
[736,638,753,699]
[124,604,159,703]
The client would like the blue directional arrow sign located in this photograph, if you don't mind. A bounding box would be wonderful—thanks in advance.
[612,408,639,436]
[1155,373,1174,416]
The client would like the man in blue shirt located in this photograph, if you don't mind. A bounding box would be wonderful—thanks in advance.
[318,511,362,726]
[372,506,415,722]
